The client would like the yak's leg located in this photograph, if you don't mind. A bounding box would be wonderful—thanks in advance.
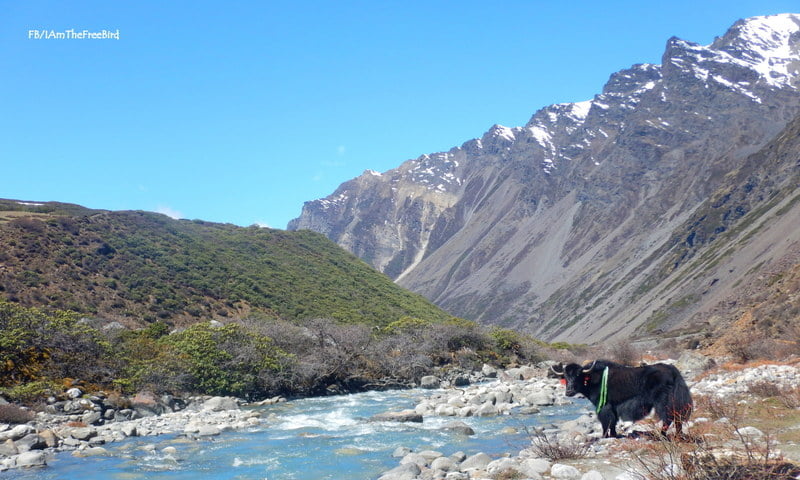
[598,406,618,438]
[660,418,672,436]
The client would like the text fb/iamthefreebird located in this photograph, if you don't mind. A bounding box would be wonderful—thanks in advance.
[28,29,120,40]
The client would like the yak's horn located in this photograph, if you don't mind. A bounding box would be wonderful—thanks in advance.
[581,360,597,373]
[550,364,565,376]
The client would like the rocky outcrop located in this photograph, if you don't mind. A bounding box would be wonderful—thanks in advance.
[290,14,800,343]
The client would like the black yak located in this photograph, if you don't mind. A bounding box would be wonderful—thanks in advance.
[550,359,693,438]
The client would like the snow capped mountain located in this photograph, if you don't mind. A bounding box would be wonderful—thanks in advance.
[289,15,800,342]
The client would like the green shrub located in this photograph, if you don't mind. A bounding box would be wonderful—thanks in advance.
[160,322,285,399]
[0,380,58,403]
[0,301,110,387]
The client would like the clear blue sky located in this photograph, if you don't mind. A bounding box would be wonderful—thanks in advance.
[2,1,797,229]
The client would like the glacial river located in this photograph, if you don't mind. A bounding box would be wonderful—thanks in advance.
[7,388,585,479]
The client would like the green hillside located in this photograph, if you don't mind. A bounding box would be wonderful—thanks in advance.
[0,199,453,328]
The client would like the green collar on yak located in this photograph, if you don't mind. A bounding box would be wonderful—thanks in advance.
[596,366,609,414]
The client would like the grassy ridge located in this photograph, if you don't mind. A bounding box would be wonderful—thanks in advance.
[0,200,453,327]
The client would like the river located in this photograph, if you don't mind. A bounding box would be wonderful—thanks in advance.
[6,387,585,479]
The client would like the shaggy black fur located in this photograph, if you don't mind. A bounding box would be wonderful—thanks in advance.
[552,359,693,438]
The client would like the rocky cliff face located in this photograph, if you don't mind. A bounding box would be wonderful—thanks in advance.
[289,14,800,342]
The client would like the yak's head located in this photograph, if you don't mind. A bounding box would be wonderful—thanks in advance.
[550,360,597,397]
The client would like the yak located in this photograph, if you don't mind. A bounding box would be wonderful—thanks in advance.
[550,359,693,438]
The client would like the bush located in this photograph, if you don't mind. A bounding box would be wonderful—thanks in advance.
[160,321,285,399]
[0,301,111,387]
[524,428,589,462]
[606,340,642,366]
[0,403,35,424]
[0,380,58,403]
[727,335,778,363]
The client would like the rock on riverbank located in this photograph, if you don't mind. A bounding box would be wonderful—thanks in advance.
[0,395,263,471]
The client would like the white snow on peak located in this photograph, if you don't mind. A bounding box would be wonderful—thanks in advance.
[570,100,592,120]
[318,192,348,210]
[366,169,382,176]
[491,125,516,142]
[729,14,800,88]
[670,14,800,91]
[405,151,463,192]
[16,201,44,206]
[528,126,553,150]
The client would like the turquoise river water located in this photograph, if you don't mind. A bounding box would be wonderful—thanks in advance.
[6,388,585,480]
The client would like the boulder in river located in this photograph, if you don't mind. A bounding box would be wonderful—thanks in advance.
[370,410,423,423]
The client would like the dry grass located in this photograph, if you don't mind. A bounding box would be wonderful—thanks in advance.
[524,428,591,462]
[0,403,34,424]
[622,394,800,480]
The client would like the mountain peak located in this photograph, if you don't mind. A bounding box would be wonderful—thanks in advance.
[710,13,800,88]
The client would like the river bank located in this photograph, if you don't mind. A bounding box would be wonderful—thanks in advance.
[377,356,800,480]
[2,355,799,478]
[0,364,497,471]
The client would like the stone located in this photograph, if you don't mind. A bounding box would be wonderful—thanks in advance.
[66,387,83,399]
[736,426,764,438]
[450,451,467,463]
[519,406,542,415]
[120,424,137,437]
[452,376,470,387]
[675,352,715,378]
[132,391,163,416]
[378,462,421,480]
[460,452,491,470]
[581,471,605,480]
[519,458,551,477]
[420,376,440,389]
[551,463,582,480]
[487,457,520,475]
[61,437,82,447]
[15,434,45,452]
[481,364,498,378]
[82,411,102,425]
[0,439,18,457]
[202,396,239,412]
[74,446,108,457]
[418,450,444,462]
[15,450,46,468]
[0,424,33,442]
[392,446,412,458]
[445,473,469,480]
[69,427,96,441]
[474,402,497,417]
[441,421,475,435]
[431,456,456,472]
[400,452,429,467]
[197,425,221,437]
[526,391,555,406]
[434,404,457,416]
[371,410,423,423]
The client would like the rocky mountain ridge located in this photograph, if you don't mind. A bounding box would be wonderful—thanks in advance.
[289,14,800,343]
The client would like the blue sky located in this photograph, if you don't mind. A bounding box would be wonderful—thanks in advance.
[2,1,797,229]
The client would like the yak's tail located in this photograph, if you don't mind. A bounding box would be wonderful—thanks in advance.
[661,364,693,435]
